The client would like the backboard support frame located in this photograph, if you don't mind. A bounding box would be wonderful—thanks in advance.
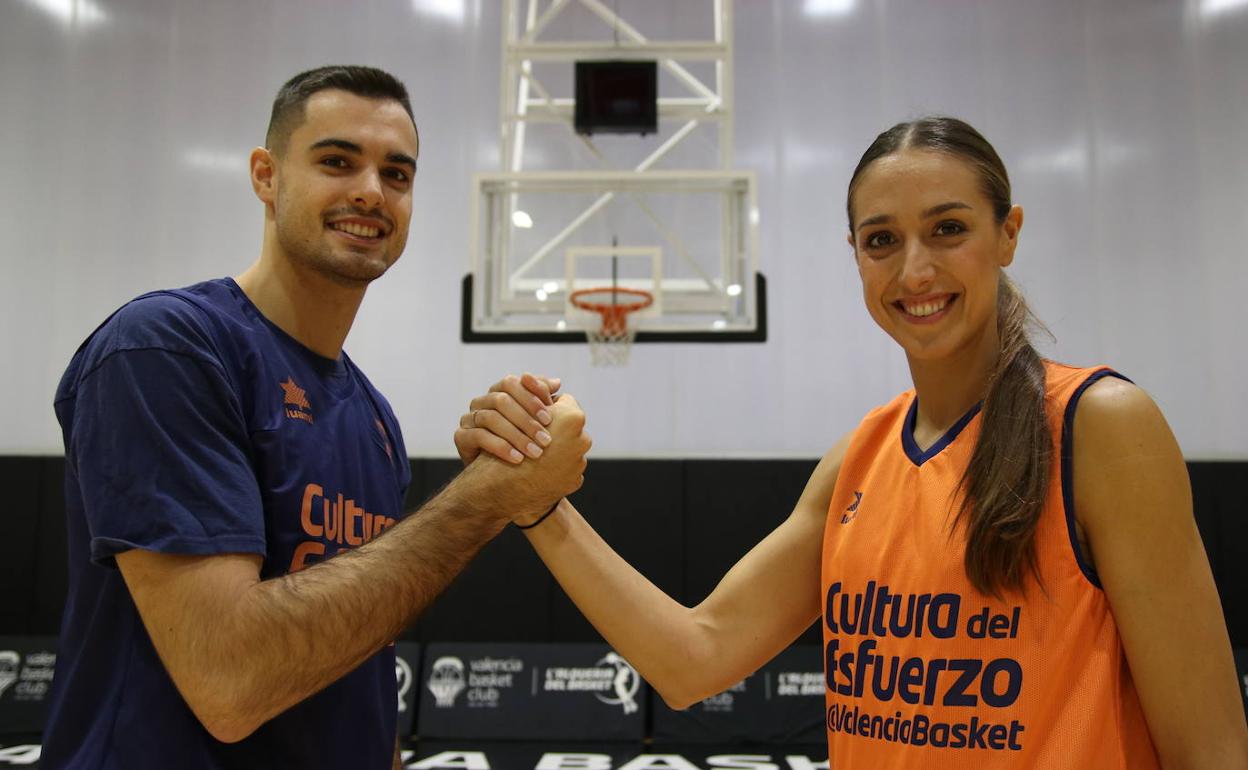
[465,0,764,346]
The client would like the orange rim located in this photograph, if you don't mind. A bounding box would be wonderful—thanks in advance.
[569,287,654,335]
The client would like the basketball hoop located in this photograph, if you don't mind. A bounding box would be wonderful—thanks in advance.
[569,287,654,366]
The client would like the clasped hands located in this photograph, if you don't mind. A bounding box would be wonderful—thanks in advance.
[454,373,589,526]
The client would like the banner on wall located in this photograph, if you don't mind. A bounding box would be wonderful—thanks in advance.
[0,635,418,740]
[652,644,825,744]
[0,637,57,735]
[417,643,646,741]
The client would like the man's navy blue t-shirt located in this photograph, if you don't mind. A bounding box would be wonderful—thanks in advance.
[44,278,411,769]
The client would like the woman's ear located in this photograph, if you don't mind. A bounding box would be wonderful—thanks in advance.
[998,205,1024,267]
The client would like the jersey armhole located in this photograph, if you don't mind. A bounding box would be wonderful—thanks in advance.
[1060,368,1132,589]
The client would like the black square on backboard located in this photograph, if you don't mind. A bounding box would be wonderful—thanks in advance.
[574,60,658,136]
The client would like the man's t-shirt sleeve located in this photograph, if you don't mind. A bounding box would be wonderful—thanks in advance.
[69,331,266,566]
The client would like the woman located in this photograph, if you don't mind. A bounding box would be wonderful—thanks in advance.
[454,117,1248,768]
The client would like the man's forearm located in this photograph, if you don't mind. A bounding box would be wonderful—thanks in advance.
[133,395,586,743]
[191,460,514,741]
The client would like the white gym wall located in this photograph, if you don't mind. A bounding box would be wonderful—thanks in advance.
[2,0,1245,458]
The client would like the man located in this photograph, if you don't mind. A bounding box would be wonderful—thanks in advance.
[43,65,589,769]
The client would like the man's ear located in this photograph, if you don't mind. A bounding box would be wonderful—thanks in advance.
[250,147,276,207]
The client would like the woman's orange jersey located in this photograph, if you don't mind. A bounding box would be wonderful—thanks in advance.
[820,362,1159,768]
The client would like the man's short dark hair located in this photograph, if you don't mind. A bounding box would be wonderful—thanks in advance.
[265,65,416,155]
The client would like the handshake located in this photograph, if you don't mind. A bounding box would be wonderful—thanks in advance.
[453,373,591,528]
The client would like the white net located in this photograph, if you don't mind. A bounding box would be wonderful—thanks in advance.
[585,326,637,366]
[573,287,651,367]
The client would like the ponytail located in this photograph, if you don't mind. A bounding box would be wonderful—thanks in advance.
[954,274,1051,597]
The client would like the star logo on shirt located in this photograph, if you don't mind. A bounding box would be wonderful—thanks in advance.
[280,377,313,424]
[280,377,311,409]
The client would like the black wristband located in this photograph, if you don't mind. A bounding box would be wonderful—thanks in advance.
[516,499,562,530]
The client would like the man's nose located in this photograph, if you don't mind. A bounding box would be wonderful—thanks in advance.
[351,169,385,210]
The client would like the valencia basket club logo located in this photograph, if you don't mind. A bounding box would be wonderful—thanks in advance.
[428,656,466,708]
[280,377,313,424]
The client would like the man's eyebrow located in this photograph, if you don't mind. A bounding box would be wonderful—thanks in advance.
[386,152,417,170]
[308,139,415,170]
[855,201,973,232]
[309,138,362,154]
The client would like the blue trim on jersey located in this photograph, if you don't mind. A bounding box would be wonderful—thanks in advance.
[1060,368,1132,589]
[901,397,983,467]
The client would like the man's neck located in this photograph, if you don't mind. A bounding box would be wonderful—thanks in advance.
[234,251,366,361]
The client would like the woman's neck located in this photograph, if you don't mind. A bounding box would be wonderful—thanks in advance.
[906,325,1001,450]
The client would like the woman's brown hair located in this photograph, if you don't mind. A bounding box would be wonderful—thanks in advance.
[847,117,1050,598]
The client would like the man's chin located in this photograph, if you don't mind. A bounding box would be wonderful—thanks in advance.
[312,253,394,287]
[325,266,387,288]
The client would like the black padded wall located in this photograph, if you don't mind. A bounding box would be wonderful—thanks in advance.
[0,457,68,635]
[403,458,556,642]
[1189,462,1248,646]
[0,457,43,635]
[3,457,1245,647]
[683,459,822,644]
